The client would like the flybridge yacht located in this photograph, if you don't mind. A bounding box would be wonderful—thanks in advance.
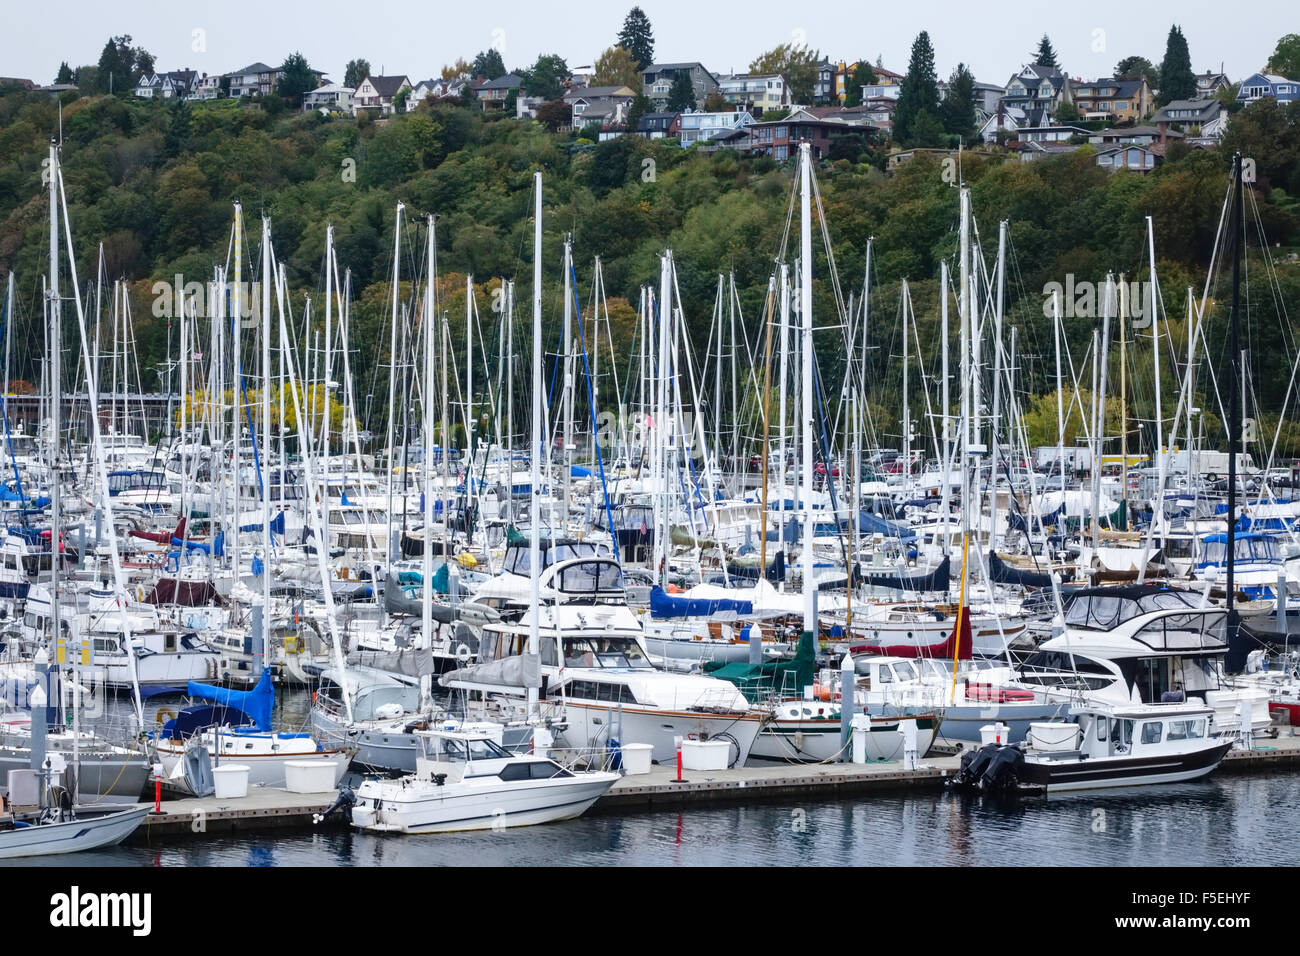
[450,556,765,765]
[21,585,220,690]
[996,584,1272,734]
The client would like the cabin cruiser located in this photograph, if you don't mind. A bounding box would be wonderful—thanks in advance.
[450,556,765,765]
[996,584,1272,735]
[309,664,438,772]
[950,701,1232,793]
[347,726,618,834]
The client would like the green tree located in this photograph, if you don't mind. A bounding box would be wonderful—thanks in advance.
[617,7,655,71]
[1267,34,1300,80]
[594,46,640,90]
[625,92,652,132]
[942,63,976,140]
[343,58,371,89]
[844,61,878,108]
[1114,56,1155,81]
[472,49,507,81]
[1034,34,1059,70]
[894,31,940,144]
[522,54,568,100]
[1158,25,1195,105]
[55,62,73,85]
[276,52,316,108]
[95,35,151,93]
[906,108,945,147]
[749,43,820,105]
[666,71,696,112]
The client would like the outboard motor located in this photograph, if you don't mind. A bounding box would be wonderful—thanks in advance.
[314,786,356,825]
[978,744,1025,795]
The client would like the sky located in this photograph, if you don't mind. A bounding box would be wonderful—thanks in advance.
[0,0,1277,88]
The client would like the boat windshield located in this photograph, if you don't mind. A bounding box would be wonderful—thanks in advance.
[1063,588,1199,630]
[1201,536,1279,566]
[424,735,513,762]
[564,636,651,669]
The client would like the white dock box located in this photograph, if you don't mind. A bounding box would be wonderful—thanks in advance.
[680,738,731,771]
[620,743,654,776]
[1027,722,1081,752]
[283,760,339,793]
[212,764,250,799]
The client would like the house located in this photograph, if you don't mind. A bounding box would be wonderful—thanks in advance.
[1096,143,1163,172]
[859,81,901,101]
[1237,72,1300,105]
[1089,125,1183,147]
[1070,76,1152,123]
[714,116,877,161]
[0,77,36,90]
[567,66,596,88]
[1014,123,1091,144]
[1018,142,1084,163]
[718,73,790,113]
[641,62,718,108]
[677,108,753,145]
[1151,98,1228,140]
[474,72,523,108]
[226,63,278,97]
[784,105,877,127]
[980,103,1054,143]
[353,75,412,114]
[1196,70,1231,97]
[406,78,439,110]
[304,83,353,113]
[564,85,636,126]
[1001,63,1072,118]
[135,69,197,99]
[636,112,681,139]
[189,73,221,100]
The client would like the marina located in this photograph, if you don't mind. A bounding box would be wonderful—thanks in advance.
[0,10,1296,904]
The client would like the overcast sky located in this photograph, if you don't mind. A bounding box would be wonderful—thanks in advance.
[0,1,1276,87]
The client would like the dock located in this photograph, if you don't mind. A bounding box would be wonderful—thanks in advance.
[124,729,1300,842]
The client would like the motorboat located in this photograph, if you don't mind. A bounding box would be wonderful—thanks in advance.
[346,726,618,833]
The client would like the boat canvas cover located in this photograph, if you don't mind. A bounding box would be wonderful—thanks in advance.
[383,573,457,621]
[860,556,950,593]
[438,653,541,689]
[144,577,225,607]
[347,647,438,678]
[185,667,273,731]
[649,585,754,619]
[704,629,816,699]
[988,552,1053,588]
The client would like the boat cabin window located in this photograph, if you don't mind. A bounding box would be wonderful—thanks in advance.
[562,679,639,704]
[498,760,573,781]
[563,637,650,669]
[1201,535,1278,566]
[1110,719,1134,748]
[1166,718,1206,740]
[1140,721,1163,745]
[890,661,917,682]
[423,735,512,762]
[555,560,623,595]
[1063,588,1200,630]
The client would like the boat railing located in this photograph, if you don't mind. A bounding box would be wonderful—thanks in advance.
[546,744,622,774]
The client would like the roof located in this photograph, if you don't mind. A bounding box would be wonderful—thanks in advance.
[228,62,275,77]
[1152,98,1223,121]
[478,72,523,90]
[1074,77,1145,96]
[364,75,410,97]
[564,85,634,100]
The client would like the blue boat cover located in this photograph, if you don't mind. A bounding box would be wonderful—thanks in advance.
[649,585,754,619]
[185,667,273,731]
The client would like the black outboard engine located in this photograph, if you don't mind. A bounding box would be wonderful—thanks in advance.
[314,786,356,825]
[949,743,999,791]
[978,744,1025,795]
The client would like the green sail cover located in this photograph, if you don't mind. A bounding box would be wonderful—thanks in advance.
[703,629,817,700]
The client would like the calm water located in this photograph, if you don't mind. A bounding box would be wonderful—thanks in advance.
[13,774,1299,867]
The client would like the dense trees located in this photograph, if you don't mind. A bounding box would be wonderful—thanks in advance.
[93,35,153,93]
[522,54,568,100]
[617,7,655,71]
[1267,34,1300,79]
[942,64,977,141]
[1114,56,1155,82]
[0,83,1297,445]
[843,61,878,108]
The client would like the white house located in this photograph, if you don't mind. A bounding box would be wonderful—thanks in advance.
[135,69,197,99]
[563,85,635,126]
[353,75,412,114]
[677,108,754,145]
[718,73,791,113]
[304,83,353,113]
[189,73,221,100]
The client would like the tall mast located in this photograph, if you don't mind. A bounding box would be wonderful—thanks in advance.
[529,171,543,716]
[799,142,815,635]
[423,216,436,707]
[260,217,273,674]
[47,138,64,769]
[384,203,403,564]
[1226,153,1244,621]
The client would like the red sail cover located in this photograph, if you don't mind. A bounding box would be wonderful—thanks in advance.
[129,518,187,545]
[851,605,973,660]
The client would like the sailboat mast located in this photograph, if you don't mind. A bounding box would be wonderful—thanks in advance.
[1226,153,1244,617]
[529,171,543,716]
[799,142,815,635]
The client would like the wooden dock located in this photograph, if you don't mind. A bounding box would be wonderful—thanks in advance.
[125,728,1300,842]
